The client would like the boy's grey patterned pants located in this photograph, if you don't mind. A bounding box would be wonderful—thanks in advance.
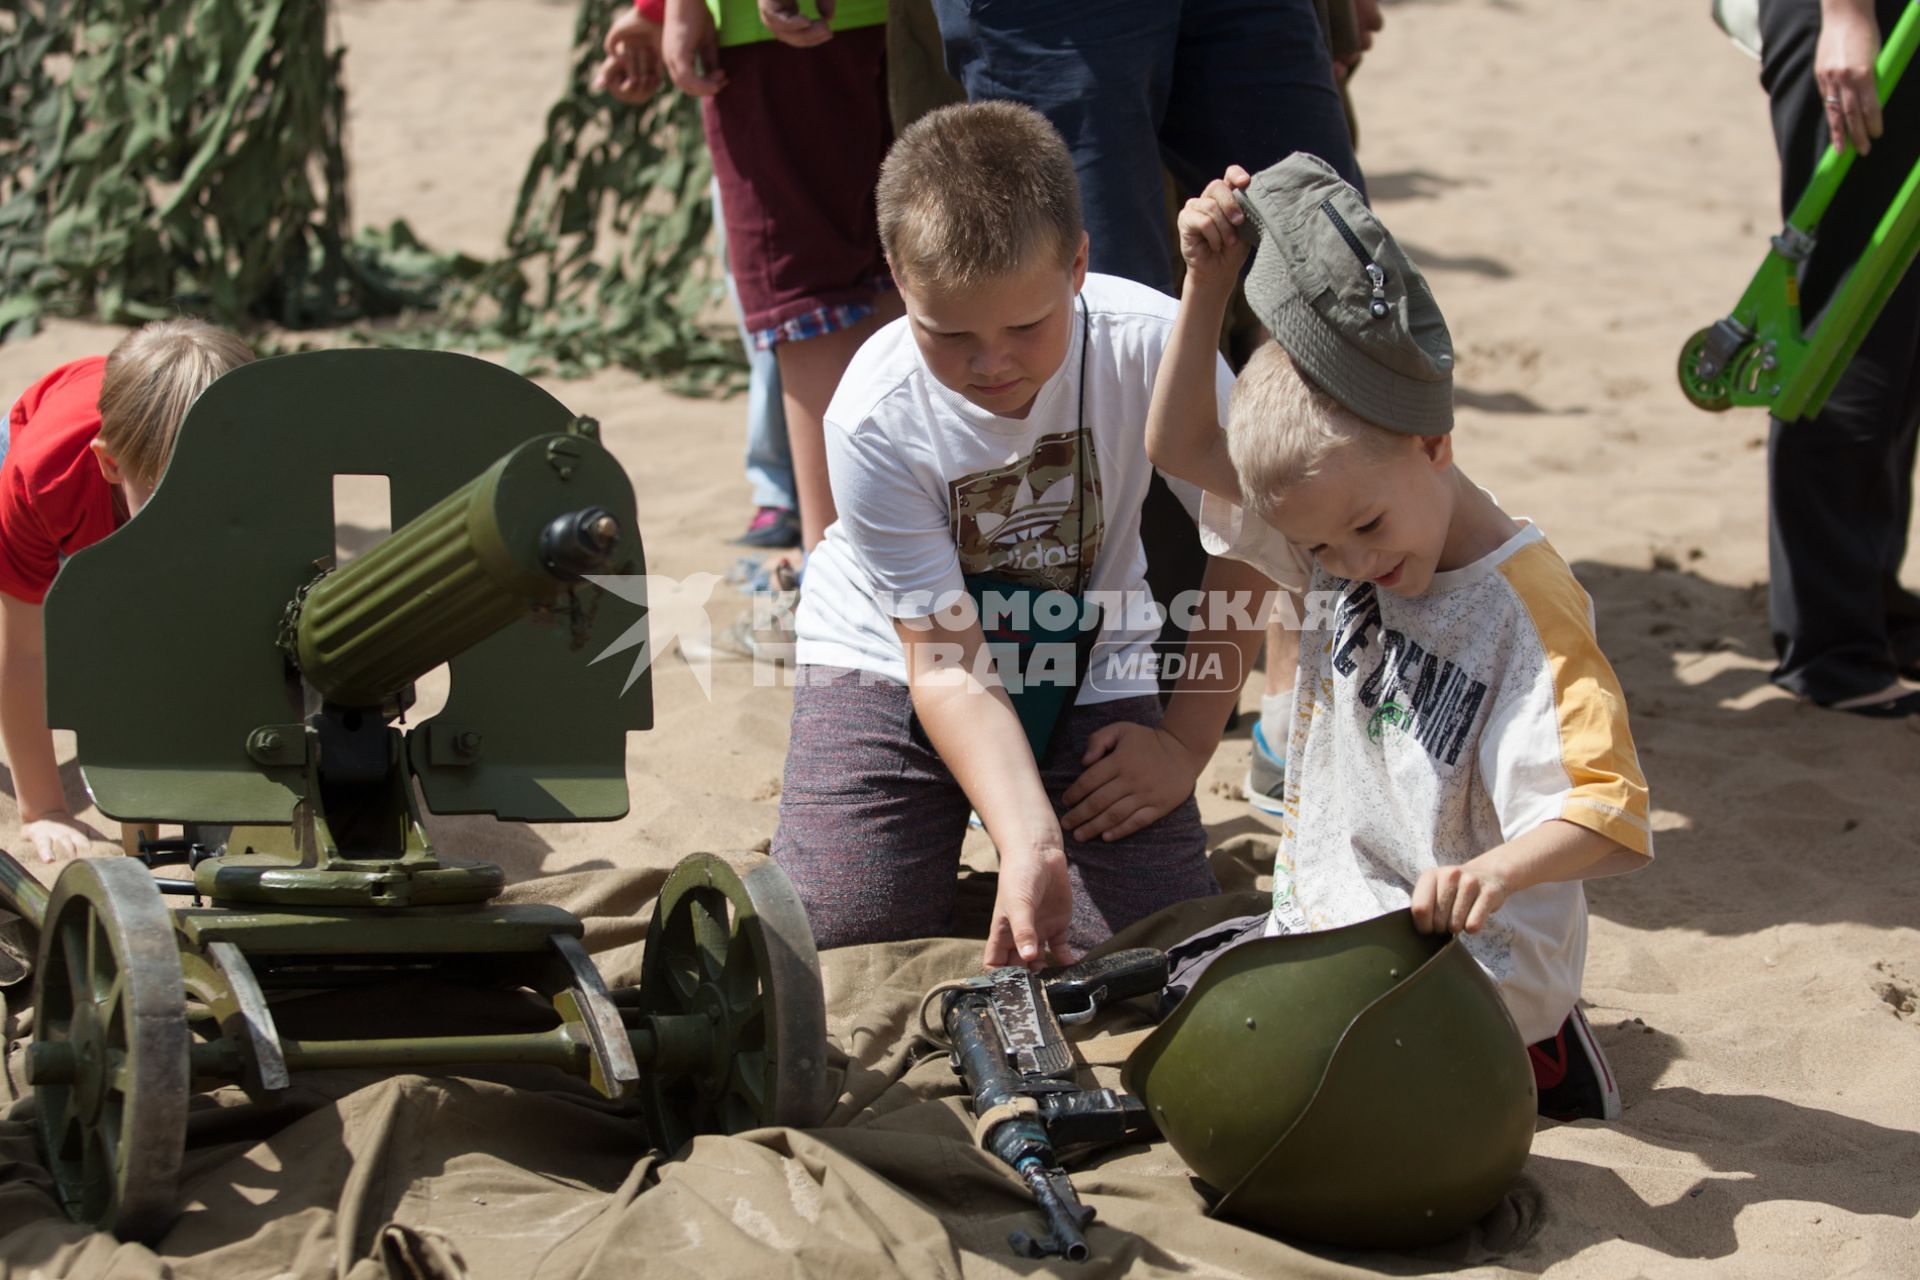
[772,665,1220,952]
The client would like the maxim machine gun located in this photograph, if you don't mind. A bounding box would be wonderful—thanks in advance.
[0,351,827,1242]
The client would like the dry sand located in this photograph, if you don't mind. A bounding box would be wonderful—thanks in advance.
[1,0,1917,1274]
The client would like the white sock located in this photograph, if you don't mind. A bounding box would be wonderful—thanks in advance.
[1259,688,1295,758]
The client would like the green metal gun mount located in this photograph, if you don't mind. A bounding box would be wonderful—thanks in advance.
[1680,1,1920,420]
[0,350,828,1242]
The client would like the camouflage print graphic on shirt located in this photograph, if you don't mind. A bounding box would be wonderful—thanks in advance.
[948,429,1104,592]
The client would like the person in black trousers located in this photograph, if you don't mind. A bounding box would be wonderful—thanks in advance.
[1759,0,1920,715]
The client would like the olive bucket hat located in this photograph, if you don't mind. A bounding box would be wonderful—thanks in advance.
[1121,909,1536,1249]
[1236,153,1456,436]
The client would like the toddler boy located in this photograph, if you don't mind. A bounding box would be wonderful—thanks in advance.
[1146,156,1652,1120]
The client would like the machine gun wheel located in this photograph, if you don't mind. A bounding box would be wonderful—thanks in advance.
[31,857,190,1242]
[635,855,829,1154]
[1678,327,1735,412]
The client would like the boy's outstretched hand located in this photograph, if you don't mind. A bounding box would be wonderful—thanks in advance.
[1178,165,1254,292]
[21,812,101,864]
[1061,722,1205,843]
[985,844,1078,970]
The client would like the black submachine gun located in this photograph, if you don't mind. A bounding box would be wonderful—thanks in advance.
[939,948,1168,1261]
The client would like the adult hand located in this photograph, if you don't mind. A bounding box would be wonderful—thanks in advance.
[1061,721,1205,843]
[21,811,101,863]
[984,842,1077,969]
[1175,165,1254,293]
[663,0,728,96]
[1410,862,1511,935]
[1354,0,1383,49]
[1334,0,1384,84]
[594,7,665,104]
[758,0,835,47]
[1816,3,1884,155]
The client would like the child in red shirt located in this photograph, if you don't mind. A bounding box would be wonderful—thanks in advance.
[1,319,253,861]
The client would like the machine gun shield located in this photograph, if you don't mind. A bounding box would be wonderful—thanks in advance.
[43,349,650,824]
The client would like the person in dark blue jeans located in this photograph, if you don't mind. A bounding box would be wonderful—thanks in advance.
[929,0,1365,722]
[929,0,1363,293]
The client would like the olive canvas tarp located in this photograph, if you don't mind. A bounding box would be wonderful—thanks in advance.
[0,859,1551,1280]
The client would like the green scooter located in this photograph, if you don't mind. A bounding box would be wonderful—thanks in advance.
[1681,1,1920,420]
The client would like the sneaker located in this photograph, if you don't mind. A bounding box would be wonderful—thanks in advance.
[1530,1005,1621,1122]
[1824,688,1920,718]
[733,506,801,550]
[716,566,799,664]
[1242,718,1287,816]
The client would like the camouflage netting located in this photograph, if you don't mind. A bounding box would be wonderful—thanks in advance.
[0,0,739,388]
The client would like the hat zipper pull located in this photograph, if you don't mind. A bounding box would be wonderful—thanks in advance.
[1365,264,1388,318]
[1319,199,1391,319]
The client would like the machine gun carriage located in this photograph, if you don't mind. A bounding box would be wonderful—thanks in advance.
[0,350,828,1241]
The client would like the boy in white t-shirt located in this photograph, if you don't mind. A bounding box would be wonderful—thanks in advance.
[1146,154,1654,1122]
[774,103,1276,969]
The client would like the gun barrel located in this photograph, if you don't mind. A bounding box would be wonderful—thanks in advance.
[1015,1157,1092,1262]
[290,428,633,707]
[947,986,1100,1261]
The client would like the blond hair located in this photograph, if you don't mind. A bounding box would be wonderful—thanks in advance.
[97,318,255,489]
[876,101,1082,293]
[1227,344,1408,520]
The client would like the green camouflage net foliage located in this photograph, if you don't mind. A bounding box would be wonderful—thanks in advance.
[0,0,372,336]
[383,0,739,388]
[0,0,740,390]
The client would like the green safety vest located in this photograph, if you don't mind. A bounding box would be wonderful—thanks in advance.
[707,0,888,47]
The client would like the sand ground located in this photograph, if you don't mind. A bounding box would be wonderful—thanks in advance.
[1,1,1917,1274]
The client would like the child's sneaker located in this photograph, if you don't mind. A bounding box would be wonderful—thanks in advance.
[733,505,801,550]
[1530,1005,1621,1122]
[716,562,799,664]
[1243,718,1287,816]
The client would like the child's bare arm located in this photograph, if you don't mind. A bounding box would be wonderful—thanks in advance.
[892,614,1077,968]
[0,594,94,862]
[1411,819,1647,935]
[1146,166,1254,503]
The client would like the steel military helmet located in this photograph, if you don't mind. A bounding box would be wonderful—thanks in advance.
[1122,909,1535,1248]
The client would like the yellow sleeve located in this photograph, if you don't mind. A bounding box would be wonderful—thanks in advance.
[1496,541,1653,857]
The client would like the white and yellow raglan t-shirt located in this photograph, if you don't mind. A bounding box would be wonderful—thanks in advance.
[1201,513,1652,1044]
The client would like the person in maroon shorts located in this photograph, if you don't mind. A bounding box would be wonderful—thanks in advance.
[660,0,902,554]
